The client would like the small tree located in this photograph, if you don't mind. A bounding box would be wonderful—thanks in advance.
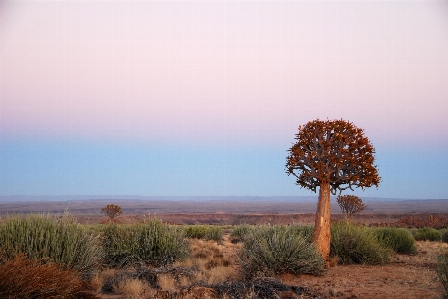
[101,204,123,223]
[337,195,366,223]
[286,119,380,261]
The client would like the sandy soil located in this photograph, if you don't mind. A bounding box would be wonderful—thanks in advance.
[95,237,447,299]
[280,241,447,299]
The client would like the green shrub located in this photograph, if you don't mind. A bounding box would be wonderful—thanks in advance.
[102,217,188,267]
[231,224,252,237]
[238,225,324,278]
[437,252,448,296]
[440,229,448,243]
[183,225,223,241]
[412,227,441,241]
[230,224,252,242]
[231,224,313,243]
[0,213,102,278]
[330,222,392,265]
[204,226,223,241]
[288,225,314,242]
[183,225,209,239]
[374,227,417,254]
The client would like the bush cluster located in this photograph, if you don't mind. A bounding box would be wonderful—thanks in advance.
[102,217,188,267]
[231,224,313,243]
[330,222,392,265]
[238,225,324,278]
[183,225,223,241]
[374,227,417,254]
[287,224,314,242]
[230,224,252,242]
[0,213,102,278]
[412,227,441,241]
[440,229,448,243]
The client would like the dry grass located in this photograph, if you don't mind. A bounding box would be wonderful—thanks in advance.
[91,268,118,294]
[95,234,241,297]
[0,253,97,299]
[114,278,156,299]
[157,274,177,292]
[180,236,240,284]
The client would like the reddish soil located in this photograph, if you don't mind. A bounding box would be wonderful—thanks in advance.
[95,239,447,299]
[281,241,447,299]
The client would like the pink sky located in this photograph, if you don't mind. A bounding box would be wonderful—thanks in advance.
[1,1,448,197]
[2,1,448,146]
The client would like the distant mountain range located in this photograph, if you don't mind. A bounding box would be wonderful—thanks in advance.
[0,195,444,203]
[1,196,447,215]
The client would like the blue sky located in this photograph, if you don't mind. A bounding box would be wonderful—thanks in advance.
[1,138,447,199]
[1,1,448,199]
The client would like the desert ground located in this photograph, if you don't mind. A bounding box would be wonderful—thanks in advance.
[94,234,447,299]
[1,198,447,298]
[280,240,447,299]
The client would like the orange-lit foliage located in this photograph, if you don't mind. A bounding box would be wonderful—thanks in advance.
[286,119,380,194]
[0,253,97,299]
[102,204,123,222]
[337,195,367,222]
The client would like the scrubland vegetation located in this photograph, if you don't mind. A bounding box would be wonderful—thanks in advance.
[101,218,188,267]
[0,213,447,298]
[0,212,101,278]
[412,227,445,242]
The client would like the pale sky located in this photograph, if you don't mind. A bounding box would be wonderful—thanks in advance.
[1,1,448,199]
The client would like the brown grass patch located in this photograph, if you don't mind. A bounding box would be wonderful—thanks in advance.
[114,278,156,298]
[0,253,97,299]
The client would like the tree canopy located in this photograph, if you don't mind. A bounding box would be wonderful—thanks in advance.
[337,194,367,222]
[101,204,123,222]
[286,119,381,195]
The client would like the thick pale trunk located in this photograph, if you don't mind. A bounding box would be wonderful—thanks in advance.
[312,182,331,262]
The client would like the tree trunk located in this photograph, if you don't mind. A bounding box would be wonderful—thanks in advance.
[312,182,331,262]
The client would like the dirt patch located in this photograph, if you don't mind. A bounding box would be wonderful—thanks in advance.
[280,241,447,299]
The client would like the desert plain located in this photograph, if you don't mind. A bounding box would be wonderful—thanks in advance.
[1,197,447,299]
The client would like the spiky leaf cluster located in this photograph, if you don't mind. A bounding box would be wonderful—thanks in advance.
[286,119,380,194]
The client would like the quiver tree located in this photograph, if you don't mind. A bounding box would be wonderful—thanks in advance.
[337,195,366,223]
[102,204,123,223]
[286,119,380,261]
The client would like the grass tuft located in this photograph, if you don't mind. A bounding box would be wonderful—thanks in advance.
[102,217,188,267]
[374,227,417,254]
[183,225,224,242]
[440,229,448,243]
[330,222,392,265]
[0,213,102,278]
[412,227,441,242]
[238,225,324,278]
